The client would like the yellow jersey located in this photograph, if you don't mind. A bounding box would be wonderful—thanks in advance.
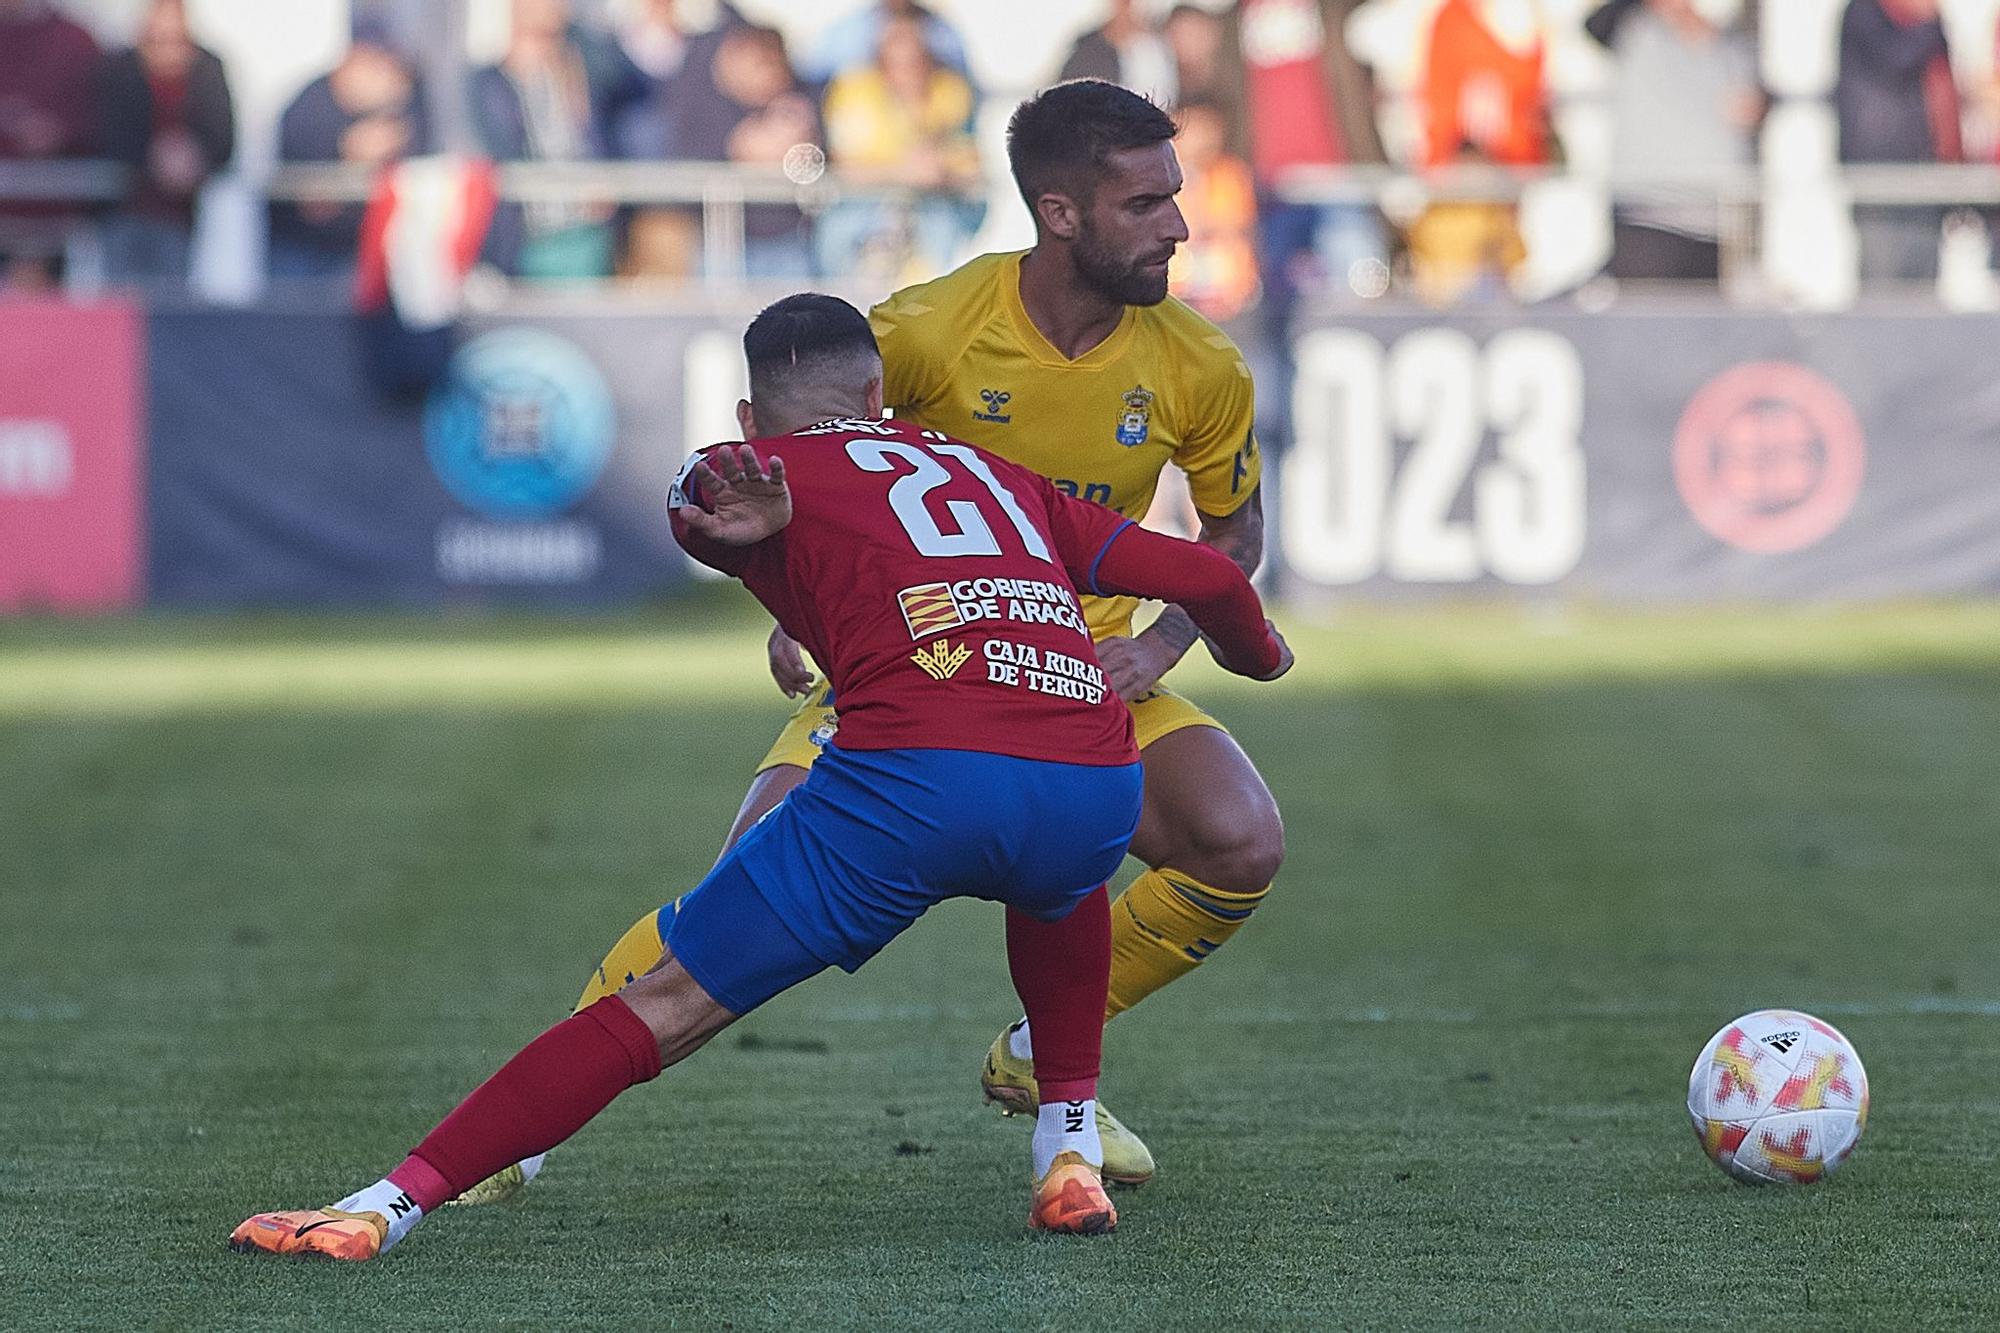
[868,250,1261,641]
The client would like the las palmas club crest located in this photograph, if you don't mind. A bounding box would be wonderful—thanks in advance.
[1117,385,1154,446]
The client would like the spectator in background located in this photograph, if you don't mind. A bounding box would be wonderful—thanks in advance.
[96,0,234,290]
[0,0,100,288]
[670,24,820,278]
[1165,4,1245,151]
[1168,96,1259,321]
[469,0,646,280]
[612,0,698,88]
[1060,0,1178,106]
[817,13,982,284]
[798,0,971,90]
[1405,0,1548,304]
[1837,0,1956,285]
[1587,0,1760,284]
[1238,0,1389,317]
[268,20,431,282]
[1403,140,1527,303]
[1421,0,1550,171]
[607,0,741,158]
[1983,13,2000,279]
[1981,14,2000,157]
[610,1,746,280]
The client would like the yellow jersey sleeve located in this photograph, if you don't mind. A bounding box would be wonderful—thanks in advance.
[1172,333,1260,518]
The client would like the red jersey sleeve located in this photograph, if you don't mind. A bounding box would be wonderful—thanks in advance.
[1015,467,1141,591]
[1014,463,1280,676]
[1088,524,1281,677]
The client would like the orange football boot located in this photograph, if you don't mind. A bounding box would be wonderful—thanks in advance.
[228,1208,386,1261]
[1029,1152,1117,1235]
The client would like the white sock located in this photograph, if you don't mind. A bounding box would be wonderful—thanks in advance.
[1032,1097,1101,1178]
[333,1178,425,1252]
[1007,1018,1033,1062]
[517,1153,547,1184]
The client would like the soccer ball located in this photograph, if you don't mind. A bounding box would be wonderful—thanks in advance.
[1686,1009,1869,1184]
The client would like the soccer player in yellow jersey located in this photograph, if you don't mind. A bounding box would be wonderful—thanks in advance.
[460,80,1282,1203]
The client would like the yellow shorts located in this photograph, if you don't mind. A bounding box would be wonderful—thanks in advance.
[753,678,1226,774]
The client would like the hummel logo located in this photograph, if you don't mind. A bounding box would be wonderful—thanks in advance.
[1760,1031,1801,1055]
[973,387,1013,424]
[911,639,971,681]
[1063,1100,1086,1134]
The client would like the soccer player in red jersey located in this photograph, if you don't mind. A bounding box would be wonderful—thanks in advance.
[228,295,1291,1260]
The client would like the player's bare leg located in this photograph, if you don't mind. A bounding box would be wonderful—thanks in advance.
[718,763,809,859]
[230,951,734,1261]
[983,724,1283,1184]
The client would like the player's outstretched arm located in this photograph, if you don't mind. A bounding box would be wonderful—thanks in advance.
[673,444,792,547]
[1030,470,1287,680]
[1081,520,1289,682]
[1125,497,1263,672]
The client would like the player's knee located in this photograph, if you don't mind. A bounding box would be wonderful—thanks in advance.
[1178,805,1284,894]
[616,960,734,1068]
[1220,824,1286,894]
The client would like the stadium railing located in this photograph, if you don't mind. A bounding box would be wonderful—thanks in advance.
[4,158,1998,296]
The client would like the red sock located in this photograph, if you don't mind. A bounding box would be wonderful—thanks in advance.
[388,996,663,1210]
[1006,886,1110,1105]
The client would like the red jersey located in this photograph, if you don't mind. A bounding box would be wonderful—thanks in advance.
[672,418,1135,765]
[670,419,1280,767]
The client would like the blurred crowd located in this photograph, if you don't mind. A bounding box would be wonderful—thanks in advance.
[4,0,2000,310]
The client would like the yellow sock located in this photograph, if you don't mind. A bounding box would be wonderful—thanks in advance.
[572,906,670,1012]
[1104,870,1269,1020]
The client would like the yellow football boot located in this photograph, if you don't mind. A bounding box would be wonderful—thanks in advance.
[451,1161,526,1207]
[451,1151,544,1207]
[228,1208,385,1262]
[1029,1151,1117,1235]
[980,1026,1156,1186]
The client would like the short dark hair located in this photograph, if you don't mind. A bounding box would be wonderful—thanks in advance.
[742,293,880,403]
[1006,80,1178,216]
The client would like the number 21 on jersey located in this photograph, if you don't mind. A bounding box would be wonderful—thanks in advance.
[847,436,1053,563]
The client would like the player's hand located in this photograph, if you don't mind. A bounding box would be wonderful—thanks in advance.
[767,624,815,698]
[675,444,791,547]
[1208,620,1294,682]
[1096,633,1181,702]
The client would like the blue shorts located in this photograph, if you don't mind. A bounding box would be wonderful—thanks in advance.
[663,745,1143,1016]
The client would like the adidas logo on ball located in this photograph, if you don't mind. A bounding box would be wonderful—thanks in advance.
[1759,1030,1801,1055]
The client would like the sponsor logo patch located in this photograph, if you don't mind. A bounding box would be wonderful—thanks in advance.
[897,577,1091,641]
[911,639,972,681]
[898,582,965,639]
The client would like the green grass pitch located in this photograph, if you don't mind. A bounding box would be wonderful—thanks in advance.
[5,602,2000,1328]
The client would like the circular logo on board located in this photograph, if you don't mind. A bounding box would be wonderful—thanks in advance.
[1672,362,1864,555]
[424,328,615,519]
